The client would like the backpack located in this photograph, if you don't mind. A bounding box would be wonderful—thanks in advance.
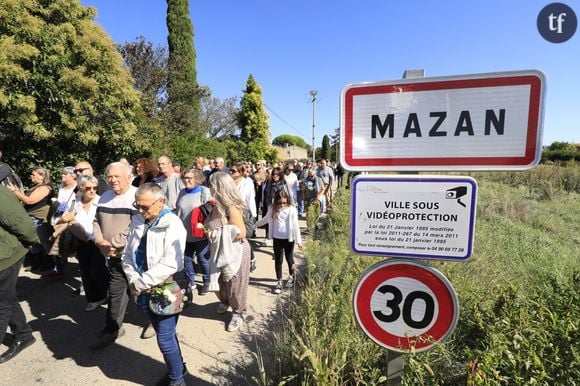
[189,189,214,238]
[242,207,256,238]
[225,207,255,238]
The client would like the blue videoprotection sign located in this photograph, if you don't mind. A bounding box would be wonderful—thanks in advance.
[351,175,477,261]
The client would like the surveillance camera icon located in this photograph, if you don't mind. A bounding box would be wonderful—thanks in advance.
[446,186,467,207]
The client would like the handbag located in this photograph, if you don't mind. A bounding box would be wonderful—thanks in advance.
[148,270,191,315]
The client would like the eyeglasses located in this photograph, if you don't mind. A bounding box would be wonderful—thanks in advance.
[84,186,98,192]
[132,197,162,212]
[74,167,89,174]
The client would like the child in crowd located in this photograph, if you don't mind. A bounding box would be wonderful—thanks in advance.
[255,190,302,294]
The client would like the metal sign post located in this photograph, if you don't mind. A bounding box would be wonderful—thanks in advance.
[386,350,405,385]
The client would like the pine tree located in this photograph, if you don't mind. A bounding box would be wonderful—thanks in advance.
[166,0,200,134]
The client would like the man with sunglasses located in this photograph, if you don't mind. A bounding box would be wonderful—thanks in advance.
[89,162,138,350]
[74,161,109,195]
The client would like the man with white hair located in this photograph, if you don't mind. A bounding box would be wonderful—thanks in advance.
[155,155,184,211]
[89,162,138,350]
[210,156,229,176]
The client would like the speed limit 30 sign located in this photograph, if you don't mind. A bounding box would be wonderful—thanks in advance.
[354,259,459,352]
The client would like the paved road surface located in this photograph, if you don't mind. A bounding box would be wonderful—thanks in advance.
[2,221,306,385]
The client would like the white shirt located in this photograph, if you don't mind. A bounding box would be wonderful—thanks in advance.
[72,195,100,240]
[272,207,290,239]
[237,177,257,217]
[285,172,299,204]
[56,185,76,212]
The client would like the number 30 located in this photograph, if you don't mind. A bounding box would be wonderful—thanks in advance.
[373,285,435,329]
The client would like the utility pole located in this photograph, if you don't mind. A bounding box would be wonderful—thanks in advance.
[309,90,317,161]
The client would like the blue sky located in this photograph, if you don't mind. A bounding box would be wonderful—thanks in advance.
[81,0,579,147]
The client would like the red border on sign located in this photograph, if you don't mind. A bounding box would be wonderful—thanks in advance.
[355,263,456,351]
[343,75,542,167]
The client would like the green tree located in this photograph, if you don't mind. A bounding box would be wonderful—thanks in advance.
[199,88,239,137]
[166,0,200,134]
[272,134,310,150]
[547,141,575,151]
[237,74,277,161]
[321,134,331,160]
[118,36,167,119]
[0,0,144,176]
[118,36,167,149]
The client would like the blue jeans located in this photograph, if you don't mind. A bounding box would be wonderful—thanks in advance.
[184,239,210,284]
[149,312,184,383]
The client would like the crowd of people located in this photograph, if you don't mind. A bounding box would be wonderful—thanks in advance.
[0,152,341,386]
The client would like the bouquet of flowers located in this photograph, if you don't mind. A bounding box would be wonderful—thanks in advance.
[149,280,188,315]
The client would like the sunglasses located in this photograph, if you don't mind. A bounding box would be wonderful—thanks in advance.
[74,167,89,174]
[132,197,162,212]
[84,186,98,192]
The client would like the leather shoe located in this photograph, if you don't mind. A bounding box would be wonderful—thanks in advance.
[89,327,125,350]
[140,323,156,339]
[0,336,36,363]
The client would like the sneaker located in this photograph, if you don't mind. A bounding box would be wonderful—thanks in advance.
[199,283,209,296]
[272,280,282,294]
[216,303,229,314]
[74,284,85,296]
[140,322,156,339]
[250,259,257,272]
[85,299,106,312]
[155,363,189,386]
[286,275,295,288]
[227,313,244,332]
[89,327,125,350]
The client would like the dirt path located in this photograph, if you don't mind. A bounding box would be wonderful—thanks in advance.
[2,221,306,385]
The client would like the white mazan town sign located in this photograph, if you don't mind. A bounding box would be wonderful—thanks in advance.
[340,70,545,171]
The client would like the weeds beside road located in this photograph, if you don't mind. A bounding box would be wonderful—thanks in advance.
[263,165,579,385]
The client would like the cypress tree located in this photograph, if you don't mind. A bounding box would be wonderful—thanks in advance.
[166,0,200,133]
[237,74,276,161]
[321,134,331,161]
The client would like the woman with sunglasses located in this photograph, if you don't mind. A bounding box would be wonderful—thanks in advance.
[255,190,302,294]
[59,176,108,311]
[261,167,292,239]
[175,168,212,295]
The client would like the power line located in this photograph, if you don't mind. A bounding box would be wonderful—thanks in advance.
[264,103,309,139]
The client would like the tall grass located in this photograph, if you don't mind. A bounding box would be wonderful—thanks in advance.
[262,166,579,385]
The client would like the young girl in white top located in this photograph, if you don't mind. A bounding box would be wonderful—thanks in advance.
[255,190,302,294]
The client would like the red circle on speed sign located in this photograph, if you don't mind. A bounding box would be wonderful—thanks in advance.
[354,259,459,352]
